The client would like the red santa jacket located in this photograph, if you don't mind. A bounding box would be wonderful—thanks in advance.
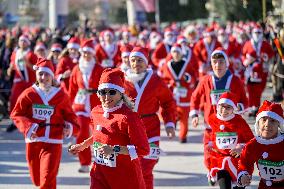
[90,104,149,189]
[124,69,176,143]
[238,135,284,188]
[68,64,104,117]
[193,38,222,76]
[95,43,121,68]
[10,84,79,144]
[152,42,172,68]
[208,113,254,181]
[190,73,248,126]
[10,49,37,84]
[56,55,78,91]
[160,56,198,107]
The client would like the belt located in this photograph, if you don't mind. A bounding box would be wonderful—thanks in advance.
[38,123,64,127]
[140,113,157,119]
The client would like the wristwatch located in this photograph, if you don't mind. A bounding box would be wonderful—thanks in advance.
[113,145,121,153]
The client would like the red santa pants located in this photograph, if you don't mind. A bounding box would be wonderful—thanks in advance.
[139,157,158,189]
[9,81,31,112]
[247,83,263,108]
[203,129,212,170]
[26,142,61,189]
[177,106,190,140]
[76,115,92,166]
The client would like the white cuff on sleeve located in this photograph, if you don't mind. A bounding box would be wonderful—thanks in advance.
[165,122,175,128]
[237,171,250,186]
[64,121,73,139]
[127,145,138,160]
[189,109,199,117]
[26,123,39,140]
[57,74,63,82]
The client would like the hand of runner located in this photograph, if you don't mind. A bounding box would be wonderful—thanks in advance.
[230,144,243,158]
[68,143,85,155]
[98,145,114,157]
[240,174,251,186]
[63,126,71,138]
[165,127,175,139]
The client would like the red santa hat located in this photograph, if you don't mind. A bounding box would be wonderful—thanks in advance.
[164,28,174,37]
[255,100,284,135]
[211,48,230,67]
[67,37,80,50]
[177,35,188,45]
[184,25,196,35]
[34,42,46,51]
[51,43,62,52]
[33,58,55,78]
[217,92,238,111]
[98,68,125,93]
[252,25,263,33]
[19,34,31,45]
[129,46,149,65]
[120,44,133,58]
[217,28,226,35]
[80,39,95,54]
[170,43,182,54]
[204,26,215,37]
[121,28,130,37]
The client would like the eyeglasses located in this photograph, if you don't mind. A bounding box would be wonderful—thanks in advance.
[98,89,117,96]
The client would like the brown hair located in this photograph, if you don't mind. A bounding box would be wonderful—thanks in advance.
[212,53,225,59]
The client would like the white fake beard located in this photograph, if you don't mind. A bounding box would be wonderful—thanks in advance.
[79,57,95,75]
[125,69,147,83]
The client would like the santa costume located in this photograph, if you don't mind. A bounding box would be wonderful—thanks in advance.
[10,58,80,189]
[55,37,81,92]
[124,47,176,189]
[119,44,133,73]
[90,69,149,189]
[208,92,254,184]
[190,49,248,170]
[160,44,198,142]
[9,34,38,113]
[238,100,284,188]
[69,39,104,172]
[95,29,121,68]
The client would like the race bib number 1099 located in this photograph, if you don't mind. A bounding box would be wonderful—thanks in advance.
[32,104,54,120]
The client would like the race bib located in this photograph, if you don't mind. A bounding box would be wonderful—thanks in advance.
[32,104,54,120]
[258,159,284,182]
[210,89,229,105]
[93,142,116,167]
[17,59,25,71]
[74,89,87,104]
[216,132,238,149]
[101,59,114,68]
[173,86,188,98]
[144,143,161,160]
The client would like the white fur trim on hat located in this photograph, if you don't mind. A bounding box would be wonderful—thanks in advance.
[33,65,54,78]
[19,36,30,45]
[121,52,130,58]
[211,50,230,67]
[171,46,182,54]
[218,98,238,110]
[67,43,80,50]
[35,45,46,51]
[51,47,62,52]
[80,47,94,54]
[130,51,148,64]
[255,110,284,134]
[98,83,125,93]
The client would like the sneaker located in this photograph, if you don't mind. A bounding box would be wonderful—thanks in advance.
[180,138,187,143]
[6,124,17,132]
[208,178,216,186]
[78,165,89,173]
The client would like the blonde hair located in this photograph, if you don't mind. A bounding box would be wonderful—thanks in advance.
[121,93,135,111]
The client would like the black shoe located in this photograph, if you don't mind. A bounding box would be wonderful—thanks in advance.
[6,124,17,132]
[208,178,216,186]
[180,138,187,143]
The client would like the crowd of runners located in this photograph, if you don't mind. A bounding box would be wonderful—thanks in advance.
[1,20,284,189]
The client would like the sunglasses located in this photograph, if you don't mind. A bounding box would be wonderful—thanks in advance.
[98,89,117,96]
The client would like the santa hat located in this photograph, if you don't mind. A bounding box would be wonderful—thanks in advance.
[129,46,149,65]
[211,48,230,67]
[170,43,182,54]
[98,68,125,93]
[121,28,130,37]
[164,28,174,37]
[217,92,238,111]
[177,35,188,45]
[184,25,196,35]
[34,42,46,51]
[33,58,55,78]
[67,37,80,50]
[80,39,95,54]
[217,28,226,35]
[120,44,133,58]
[204,26,216,37]
[103,29,114,39]
[252,25,263,33]
[19,34,31,45]
[255,100,284,135]
[51,43,62,52]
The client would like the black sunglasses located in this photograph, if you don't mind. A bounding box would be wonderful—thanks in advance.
[98,89,117,96]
